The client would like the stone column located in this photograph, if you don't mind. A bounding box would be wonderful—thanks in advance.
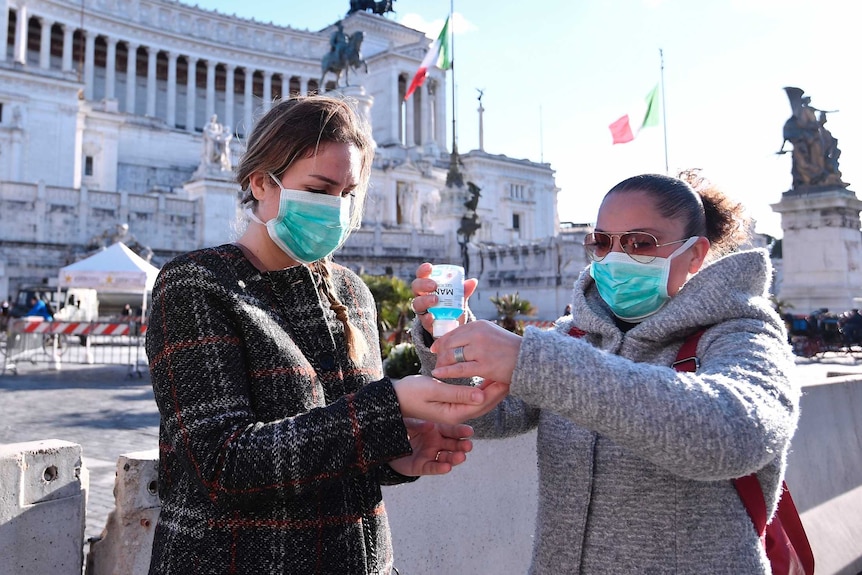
[281,75,290,102]
[0,0,8,63]
[243,67,254,136]
[205,60,216,119]
[186,56,198,132]
[146,46,157,117]
[224,64,235,131]
[13,3,26,65]
[404,92,415,147]
[436,76,447,151]
[61,24,73,72]
[105,37,118,100]
[125,42,138,114]
[39,18,53,69]
[84,31,96,100]
[301,77,309,96]
[166,52,178,127]
[391,69,400,145]
[423,82,435,147]
[262,70,272,112]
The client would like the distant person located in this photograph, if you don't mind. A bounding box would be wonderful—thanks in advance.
[563,303,572,316]
[412,171,800,573]
[145,95,501,575]
[25,296,53,320]
[842,309,862,345]
[122,303,133,318]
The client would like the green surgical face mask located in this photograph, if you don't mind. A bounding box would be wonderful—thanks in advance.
[589,236,698,322]
[246,173,351,264]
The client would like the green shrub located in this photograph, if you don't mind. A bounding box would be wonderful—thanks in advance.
[383,342,421,379]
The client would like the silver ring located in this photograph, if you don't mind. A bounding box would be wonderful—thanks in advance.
[410,299,429,316]
[453,346,466,363]
[435,451,442,462]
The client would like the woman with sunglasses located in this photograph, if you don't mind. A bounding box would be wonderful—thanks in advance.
[145,96,504,575]
[411,171,799,573]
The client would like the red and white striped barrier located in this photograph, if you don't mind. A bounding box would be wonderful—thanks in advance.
[522,320,556,330]
[10,319,147,336]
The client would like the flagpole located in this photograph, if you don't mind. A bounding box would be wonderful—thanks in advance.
[449,0,456,155]
[660,48,668,174]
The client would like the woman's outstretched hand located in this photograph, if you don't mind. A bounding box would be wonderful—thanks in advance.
[430,320,522,385]
[389,418,474,476]
[393,374,509,425]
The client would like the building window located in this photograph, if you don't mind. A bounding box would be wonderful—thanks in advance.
[509,183,525,200]
[512,213,521,230]
[84,156,94,176]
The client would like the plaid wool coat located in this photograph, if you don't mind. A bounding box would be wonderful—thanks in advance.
[146,244,414,575]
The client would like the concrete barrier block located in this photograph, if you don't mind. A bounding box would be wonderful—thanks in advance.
[86,449,160,575]
[385,431,538,575]
[0,439,87,574]
[787,377,862,575]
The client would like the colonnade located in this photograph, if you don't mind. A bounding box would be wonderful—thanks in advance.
[1,3,320,135]
[2,0,448,150]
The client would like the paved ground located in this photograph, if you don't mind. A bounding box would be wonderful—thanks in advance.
[1,348,861,551]
[0,361,158,543]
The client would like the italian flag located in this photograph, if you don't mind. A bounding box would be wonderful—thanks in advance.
[404,16,452,100]
[608,84,660,144]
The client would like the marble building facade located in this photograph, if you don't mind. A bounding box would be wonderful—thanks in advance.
[0,0,583,320]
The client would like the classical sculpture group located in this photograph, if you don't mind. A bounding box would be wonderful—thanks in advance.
[779,87,847,190]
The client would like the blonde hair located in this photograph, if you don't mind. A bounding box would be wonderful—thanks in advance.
[236,95,374,363]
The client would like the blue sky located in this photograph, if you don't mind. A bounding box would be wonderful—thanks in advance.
[188,0,861,238]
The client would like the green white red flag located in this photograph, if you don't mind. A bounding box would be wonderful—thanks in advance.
[609,84,660,144]
[404,16,451,100]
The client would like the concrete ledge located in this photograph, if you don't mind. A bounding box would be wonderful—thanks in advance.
[786,376,862,575]
[85,449,159,575]
[0,439,87,574]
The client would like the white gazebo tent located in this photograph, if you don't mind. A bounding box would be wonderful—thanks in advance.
[58,242,160,321]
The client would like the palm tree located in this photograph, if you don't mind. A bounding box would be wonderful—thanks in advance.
[490,292,536,335]
[361,274,414,352]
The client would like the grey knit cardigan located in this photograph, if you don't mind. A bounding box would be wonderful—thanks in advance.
[415,249,799,574]
[146,245,414,575]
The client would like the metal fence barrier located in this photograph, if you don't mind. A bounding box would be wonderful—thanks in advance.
[1,318,148,377]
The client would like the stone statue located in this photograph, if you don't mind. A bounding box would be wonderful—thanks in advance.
[348,0,396,16]
[320,27,368,88]
[397,182,419,227]
[329,21,349,65]
[217,125,233,171]
[778,87,847,190]
[419,187,441,229]
[201,114,232,173]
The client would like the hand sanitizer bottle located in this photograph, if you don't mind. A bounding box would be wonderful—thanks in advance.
[428,264,465,337]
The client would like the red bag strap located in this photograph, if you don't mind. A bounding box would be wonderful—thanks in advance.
[733,473,768,535]
[772,482,816,575]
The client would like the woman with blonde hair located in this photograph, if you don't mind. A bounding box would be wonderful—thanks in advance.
[146,95,498,574]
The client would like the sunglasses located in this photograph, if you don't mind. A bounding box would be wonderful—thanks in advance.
[583,231,693,263]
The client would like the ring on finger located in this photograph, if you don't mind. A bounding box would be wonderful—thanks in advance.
[410,299,429,316]
[453,346,466,363]
[434,450,442,462]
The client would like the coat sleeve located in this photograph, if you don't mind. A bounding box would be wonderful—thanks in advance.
[147,256,412,505]
[509,318,799,480]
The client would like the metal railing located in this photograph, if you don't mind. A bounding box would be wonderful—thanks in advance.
[1,318,148,377]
